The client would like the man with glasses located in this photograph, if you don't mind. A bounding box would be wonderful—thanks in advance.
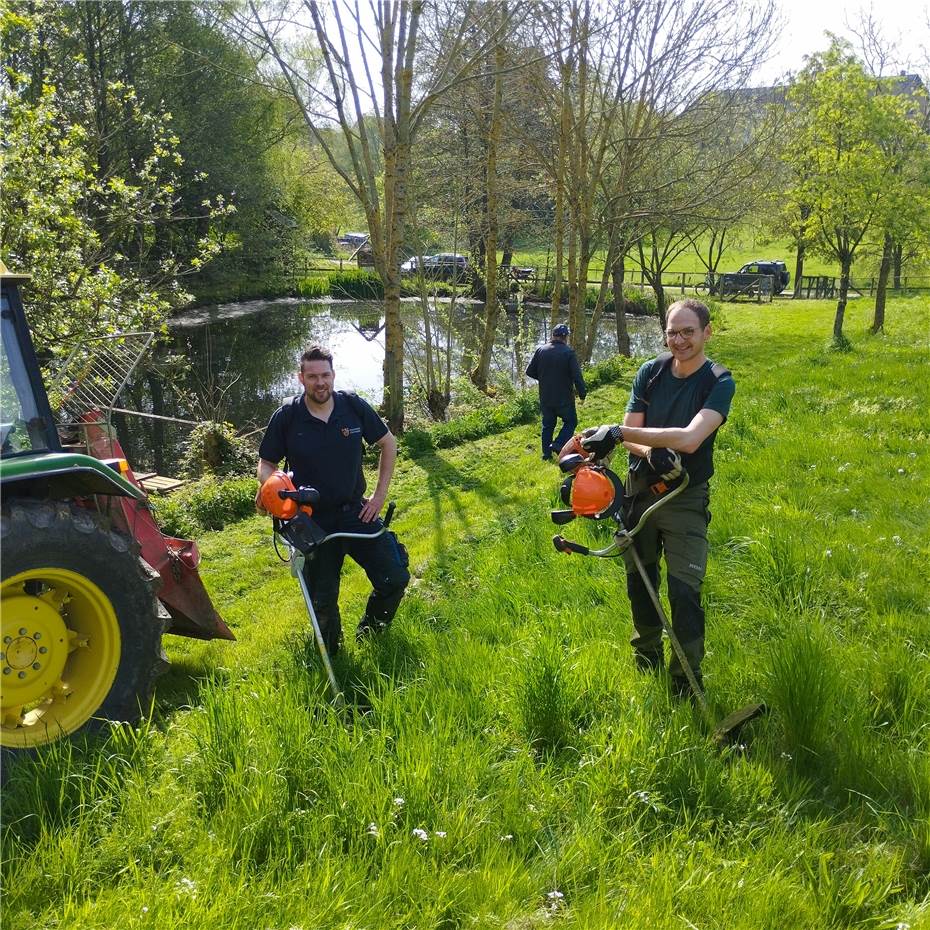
[570,299,734,696]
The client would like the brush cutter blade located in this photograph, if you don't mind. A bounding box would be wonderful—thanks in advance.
[712,702,767,745]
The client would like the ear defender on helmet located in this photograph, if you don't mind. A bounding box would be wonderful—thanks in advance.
[260,470,300,520]
[558,464,625,520]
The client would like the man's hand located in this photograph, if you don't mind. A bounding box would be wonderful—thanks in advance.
[255,485,267,514]
[359,493,386,523]
[580,424,623,459]
[647,447,683,481]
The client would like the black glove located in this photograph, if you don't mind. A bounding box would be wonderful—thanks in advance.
[647,447,683,481]
[580,424,623,459]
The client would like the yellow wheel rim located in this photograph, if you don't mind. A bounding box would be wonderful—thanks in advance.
[1,568,121,749]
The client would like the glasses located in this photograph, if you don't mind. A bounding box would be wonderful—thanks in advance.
[665,327,698,341]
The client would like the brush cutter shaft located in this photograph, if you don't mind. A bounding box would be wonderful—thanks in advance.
[627,543,713,724]
[290,549,345,709]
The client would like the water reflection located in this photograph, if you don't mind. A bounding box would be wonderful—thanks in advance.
[119,298,662,472]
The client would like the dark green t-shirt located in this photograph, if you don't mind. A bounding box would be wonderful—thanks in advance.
[625,357,735,484]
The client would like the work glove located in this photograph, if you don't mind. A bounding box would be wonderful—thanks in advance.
[647,447,683,482]
[579,424,623,460]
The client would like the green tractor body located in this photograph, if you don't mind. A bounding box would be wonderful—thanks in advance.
[1,264,233,753]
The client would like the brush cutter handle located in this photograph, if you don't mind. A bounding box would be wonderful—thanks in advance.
[553,535,589,555]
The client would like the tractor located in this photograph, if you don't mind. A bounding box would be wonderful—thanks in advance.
[0,263,234,755]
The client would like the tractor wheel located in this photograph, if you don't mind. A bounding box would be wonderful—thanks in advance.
[0,499,166,752]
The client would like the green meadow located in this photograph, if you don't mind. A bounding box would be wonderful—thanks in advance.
[3,298,929,929]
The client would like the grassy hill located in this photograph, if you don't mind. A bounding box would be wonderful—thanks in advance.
[3,297,929,929]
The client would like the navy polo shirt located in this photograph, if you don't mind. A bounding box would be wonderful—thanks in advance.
[258,392,388,512]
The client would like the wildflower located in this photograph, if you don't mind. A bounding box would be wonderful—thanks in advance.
[393,797,405,807]
[412,827,429,842]
[175,877,197,895]
[500,834,514,842]
[142,907,149,914]
[434,831,447,838]
[837,462,851,472]
[895,924,910,930]
[366,823,379,836]
[897,468,906,475]
[634,790,651,804]
[892,535,902,546]
[546,890,565,910]
[824,549,832,557]
[780,752,792,761]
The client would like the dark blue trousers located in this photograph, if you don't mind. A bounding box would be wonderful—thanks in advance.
[303,506,410,651]
[541,401,577,459]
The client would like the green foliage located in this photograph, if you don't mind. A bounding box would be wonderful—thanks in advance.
[328,269,384,300]
[179,421,254,479]
[517,635,577,755]
[296,275,330,298]
[154,475,256,538]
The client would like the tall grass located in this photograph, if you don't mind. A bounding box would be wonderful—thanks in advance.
[2,297,929,929]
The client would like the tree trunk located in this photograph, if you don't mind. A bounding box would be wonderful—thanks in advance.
[793,239,805,299]
[612,253,630,357]
[470,19,504,392]
[892,241,902,290]
[871,233,893,334]
[655,280,667,332]
[833,258,851,342]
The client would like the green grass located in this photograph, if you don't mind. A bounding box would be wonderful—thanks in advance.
[3,297,930,929]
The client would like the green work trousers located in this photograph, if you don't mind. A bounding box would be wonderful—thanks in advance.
[621,481,710,680]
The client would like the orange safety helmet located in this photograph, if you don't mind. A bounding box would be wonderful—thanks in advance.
[260,470,299,520]
[561,464,624,519]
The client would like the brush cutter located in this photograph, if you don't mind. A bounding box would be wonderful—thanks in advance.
[262,470,396,710]
[550,452,765,745]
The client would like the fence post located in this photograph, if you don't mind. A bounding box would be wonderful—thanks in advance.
[681,272,685,294]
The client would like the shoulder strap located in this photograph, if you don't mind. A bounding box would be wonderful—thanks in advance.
[642,352,673,403]
[699,360,731,407]
[337,390,370,421]
[642,354,730,407]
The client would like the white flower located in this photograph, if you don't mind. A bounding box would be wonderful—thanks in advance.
[175,877,197,895]
[892,535,903,546]
[434,831,447,838]
[500,833,514,842]
[412,827,429,842]
[546,890,564,901]
[824,549,832,557]
[897,468,906,475]
[366,823,379,836]
[393,797,405,807]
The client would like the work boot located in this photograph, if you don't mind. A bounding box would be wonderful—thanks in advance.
[634,649,664,673]
[356,614,389,642]
[670,672,703,702]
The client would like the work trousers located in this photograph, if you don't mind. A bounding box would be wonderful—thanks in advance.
[621,482,710,680]
[540,401,577,459]
[303,507,410,652]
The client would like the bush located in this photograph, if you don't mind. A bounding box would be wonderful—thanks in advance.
[328,269,383,300]
[155,476,257,538]
[180,421,255,479]
[296,275,330,298]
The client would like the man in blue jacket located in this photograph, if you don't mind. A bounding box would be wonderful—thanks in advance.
[526,323,587,461]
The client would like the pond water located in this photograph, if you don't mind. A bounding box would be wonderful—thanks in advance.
[116,297,663,473]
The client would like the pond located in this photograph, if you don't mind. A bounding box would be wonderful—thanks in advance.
[116,298,663,473]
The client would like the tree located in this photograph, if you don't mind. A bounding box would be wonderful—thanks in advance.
[238,0,514,432]
[1,20,228,366]
[785,42,926,342]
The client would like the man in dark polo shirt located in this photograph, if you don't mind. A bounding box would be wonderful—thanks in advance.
[569,299,734,696]
[255,345,409,653]
[526,323,587,461]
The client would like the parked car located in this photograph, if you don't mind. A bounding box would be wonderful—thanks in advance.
[401,253,472,282]
[736,260,790,294]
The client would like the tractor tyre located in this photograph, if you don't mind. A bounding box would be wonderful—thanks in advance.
[0,499,167,754]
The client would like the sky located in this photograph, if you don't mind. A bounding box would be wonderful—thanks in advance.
[757,0,929,83]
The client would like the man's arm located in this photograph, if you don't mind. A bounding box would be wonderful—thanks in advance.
[359,430,397,523]
[616,409,724,455]
[255,457,279,512]
[621,412,650,459]
[570,351,586,400]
